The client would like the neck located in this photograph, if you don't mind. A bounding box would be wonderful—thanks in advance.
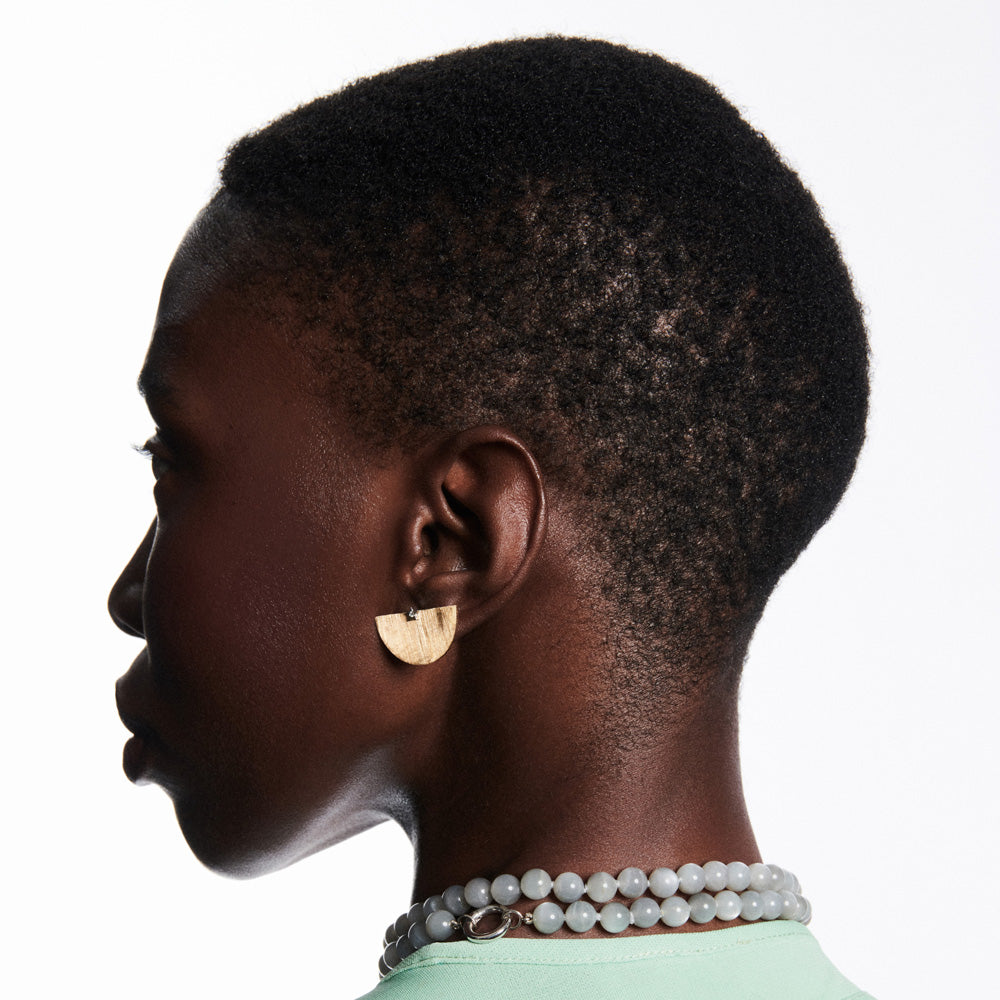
[404,635,756,902]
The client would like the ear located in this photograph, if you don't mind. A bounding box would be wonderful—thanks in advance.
[395,425,547,636]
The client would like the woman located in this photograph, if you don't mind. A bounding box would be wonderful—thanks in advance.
[110,37,872,998]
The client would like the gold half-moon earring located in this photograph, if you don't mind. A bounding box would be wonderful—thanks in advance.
[375,605,457,665]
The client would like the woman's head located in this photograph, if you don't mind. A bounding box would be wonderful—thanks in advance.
[111,35,867,876]
[214,36,867,685]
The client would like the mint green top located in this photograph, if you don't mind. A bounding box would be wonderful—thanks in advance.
[357,922,873,999]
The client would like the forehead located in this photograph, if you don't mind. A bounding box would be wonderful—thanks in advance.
[141,203,294,406]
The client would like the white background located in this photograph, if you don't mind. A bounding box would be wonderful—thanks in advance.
[2,2,997,997]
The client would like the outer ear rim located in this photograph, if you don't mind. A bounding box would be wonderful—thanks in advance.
[406,424,548,637]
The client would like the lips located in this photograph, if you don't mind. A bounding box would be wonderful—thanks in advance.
[116,663,167,784]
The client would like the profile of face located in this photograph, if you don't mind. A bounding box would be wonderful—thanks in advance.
[109,214,422,876]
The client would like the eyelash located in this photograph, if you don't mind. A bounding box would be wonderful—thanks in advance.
[135,434,173,480]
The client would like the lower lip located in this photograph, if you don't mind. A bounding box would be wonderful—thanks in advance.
[123,734,150,782]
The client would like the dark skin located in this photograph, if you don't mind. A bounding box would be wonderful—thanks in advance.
[110,211,759,934]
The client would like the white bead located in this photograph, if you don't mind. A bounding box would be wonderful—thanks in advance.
[565,900,598,932]
[598,901,631,933]
[464,877,492,908]
[648,867,679,898]
[617,867,648,898]
[702,860,728,892]
[630,897,661,928]
[553,872,585,902]
[800,897,812,924]
[532,901,565,934]
[725,861,751,892]
[521,868,553,900]
[779,889,798,920]
[491,874,521,906]
[689,892,718,924]
[677,863,706,894]
[660,896,691,927]
[786,870,801,894]
[767,864,786,892]
[422,894,446,917]
[761,890,783,920]
[749,863,772,892]
[586,871,618,903]
[740,890,763,921]
[791,893,807,922]
[714,890,742,921]
[425,909,456,941]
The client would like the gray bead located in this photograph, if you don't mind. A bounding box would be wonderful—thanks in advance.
[532,901,565,934]
[660,896,691,927]
[383,941,399,969]
[689,892,718,924]
[425,909,456,942]
[422,894,446,917]
[648,867,679,899]
[491,874,521,906]
[726,862,751,892]
[677,863,706,894]
[740,890,763,921]
[598,901,630,933]
[629,897,660,928]
[586,871,617,903]
[617,867,648,899]
[377,956,391,978]
[407,919,431,950]
[443,884,470,915]
[383,922,399,947]
[395,935,415,961]
[464,877,492,908]
[394,911,412,938]
[749,863,772,892]
[553,872,585,903]
[703,860,728,892]
[521,868,553,900]
[761,890,783,920]
[714,890,742,921]
[565,900,598,932]
[407,902,424,925]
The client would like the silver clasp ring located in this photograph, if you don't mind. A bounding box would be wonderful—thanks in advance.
[460,904,524,941]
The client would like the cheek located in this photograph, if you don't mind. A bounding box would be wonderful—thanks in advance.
[144,480,393,775]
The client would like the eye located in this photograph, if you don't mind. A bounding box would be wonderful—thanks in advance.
[136,433,173,481]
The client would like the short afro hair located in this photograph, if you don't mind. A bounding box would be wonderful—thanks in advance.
[216,36,868,696]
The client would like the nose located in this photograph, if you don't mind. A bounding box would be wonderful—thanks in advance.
[108,520,156,638]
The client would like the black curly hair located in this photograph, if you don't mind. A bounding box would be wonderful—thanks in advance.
[210,36,868,699]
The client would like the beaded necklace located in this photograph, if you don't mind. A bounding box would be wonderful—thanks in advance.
[379,861,809,977]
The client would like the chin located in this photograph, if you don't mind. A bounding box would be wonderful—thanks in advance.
[172,797,298,879]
